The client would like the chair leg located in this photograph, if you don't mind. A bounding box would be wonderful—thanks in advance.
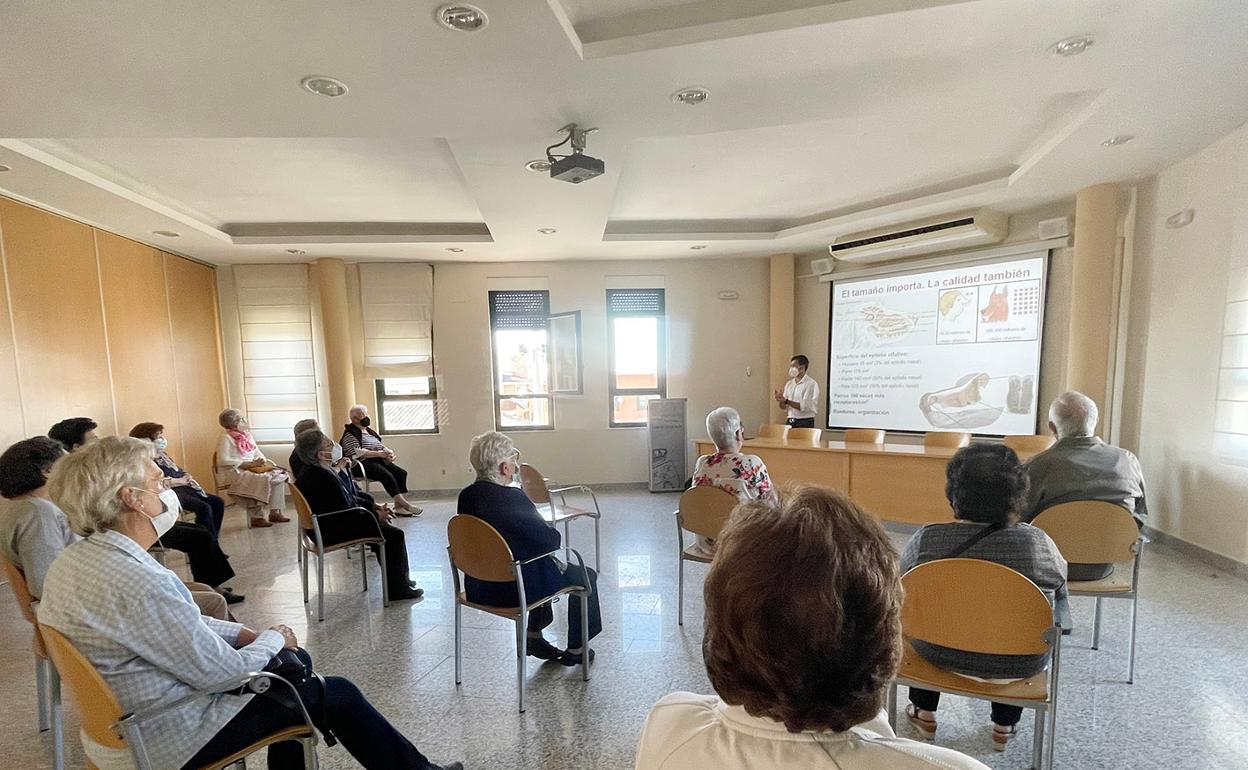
[594,517,601,573]
[1045,699,1058,770]
[1031,706,1045,770]
[1127,595,1139,684]
[317,553,325,622]
[50,665,63,770]
[1092,596,1103,649]
[581,589,591,682]
[885,683,897,732]
[36,657,50,732]
[378,542,390,607]
[517,610,528,713]
[301,735,319,769]
[360,544,368,592]
[301,548,309,604]
[677,556,685,626]
[454,602,463,685]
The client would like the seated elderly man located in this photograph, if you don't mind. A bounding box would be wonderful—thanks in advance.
[341,404,422,516]
[1024,391,1147,580]
[0,436,233,619]
[689,406,774,556]
[458,431,601,666]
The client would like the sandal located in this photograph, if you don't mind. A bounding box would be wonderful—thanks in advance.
[905,704,937,740]
[992,723,1017,752]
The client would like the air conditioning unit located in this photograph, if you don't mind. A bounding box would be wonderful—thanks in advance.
[828,209,1008,264]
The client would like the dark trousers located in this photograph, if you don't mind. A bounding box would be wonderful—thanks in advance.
[908,687,1023,726]
[175,488,226,539]
[786,417,816,428]
[159,521,235,587]
[526,564,601,648]
[306,512,411,594]
[182,662,432,769]
[358,458,410,497]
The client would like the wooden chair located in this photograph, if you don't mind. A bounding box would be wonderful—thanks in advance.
[844,428,885,443]
[519,463,601,571]
[674,486,738,626]
[886,558,1061,770]
[38,623,318,770]
[289,483,389,622]
[787,427,822,444]
[1,556,63,770]
[1003,434,1056,454]
[1031,500,1144,683]
[757,423,790,440]
[446,515,592,712]
[209,450,230,496]
[923,431,970,449]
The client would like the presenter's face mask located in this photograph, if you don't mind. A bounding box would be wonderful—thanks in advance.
[788,366,800,378]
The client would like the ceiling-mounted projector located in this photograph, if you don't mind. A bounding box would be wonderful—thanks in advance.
[546,123,604,184]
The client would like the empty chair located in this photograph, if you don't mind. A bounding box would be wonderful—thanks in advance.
[674,485,738,625]
[1031,500,1144,683]
[447,514,592,712]
[924,431,970,449]
[289,484,389,622]
[518,463,602,570]
[1,557,63,770]
[844,428,885,443]
[887,558,1061,770]
[1003,434,1056,454]
[787,427,822,444]
[756,423,790,440]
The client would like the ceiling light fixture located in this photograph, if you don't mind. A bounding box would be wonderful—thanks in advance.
[690,245,708,250]
[0,164,11,173]
[285,248,306,255]
[525,159,552,173]
[537,227,557,235]
[1050,35,1094,57]
[1101,134,1135,147]
[671,87,710,106]
[152,230,180,238]
[300,75,349,98]
[446,247,465,252]
[436,4,488,32]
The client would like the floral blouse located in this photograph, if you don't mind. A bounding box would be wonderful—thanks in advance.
[691,452,774,502]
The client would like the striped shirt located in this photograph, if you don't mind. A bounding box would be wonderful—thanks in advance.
[340,425,387,461]
[38,529,284,769]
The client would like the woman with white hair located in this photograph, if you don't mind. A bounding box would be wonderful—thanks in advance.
[215,408,289,528]
[689,407,775,556]
[37,437,460,770]
[457,431,602,666]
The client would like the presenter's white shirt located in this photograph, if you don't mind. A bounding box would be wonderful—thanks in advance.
[635,693,989,770]
[783,375,820,419]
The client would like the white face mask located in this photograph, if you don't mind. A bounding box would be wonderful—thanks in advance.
[130,486,179,538]
[788,366,800,378]
[153,437,168,452]
[320,443,344,465]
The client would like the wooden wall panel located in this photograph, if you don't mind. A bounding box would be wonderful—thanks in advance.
[164,253,226,485]
[0,206,27,446]
[96,231,181,444]
[0,199,115,437]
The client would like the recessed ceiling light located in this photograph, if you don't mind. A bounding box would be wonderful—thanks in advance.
[537,227,557,235]
[0,164,11,173]
[446,247,465,253]
[152,230,180,238]
[525,159,552,173]
[436,4,488,32]
[285,248,306,255]
[1102,134,1135,147]
[1050,35,1094,57]
[671,87,710,106]
[690,245,708,250]
[300,75,349,98]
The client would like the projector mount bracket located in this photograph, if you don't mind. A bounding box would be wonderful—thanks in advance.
[547,123,598,162]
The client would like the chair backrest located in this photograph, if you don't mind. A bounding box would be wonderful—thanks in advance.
[902,558,1054,655]
[287,483,315,530]
[924,431,970,449]
[1,555,38,626]
[39,623,127,750]
[518,463,551,505]
[788,427,822,444]
[844,428,885,443]
[678,485,739,540]
[448,515,518,582]
[757,423,790,440]
[1031,501,1140,565]
[1003,434,1055,454]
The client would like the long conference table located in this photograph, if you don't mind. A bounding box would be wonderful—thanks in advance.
[692,437,1040,526]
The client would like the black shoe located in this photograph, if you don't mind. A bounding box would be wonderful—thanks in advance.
[525,636,563,661]
[392,586,425,601]
[221,589,245,605]
[557,648,595,667]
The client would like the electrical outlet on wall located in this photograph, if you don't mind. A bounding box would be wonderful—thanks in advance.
[746,366,753,376]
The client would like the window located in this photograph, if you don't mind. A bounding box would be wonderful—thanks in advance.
[1216,265,1248,459]
[489,290,553,430]
[375,377,438,434]
[607,289,666,426]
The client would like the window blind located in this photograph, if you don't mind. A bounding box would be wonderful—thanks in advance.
[489,290,550,329]
[607,288,665,315]
[234,264,318,443]
[358,263,434,378]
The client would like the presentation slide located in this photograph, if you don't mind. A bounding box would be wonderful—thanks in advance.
[827,252,1047,436]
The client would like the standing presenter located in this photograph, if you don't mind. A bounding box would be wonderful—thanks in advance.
[774,354,820,429]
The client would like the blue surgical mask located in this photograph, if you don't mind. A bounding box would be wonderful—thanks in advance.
[153,437,168,452]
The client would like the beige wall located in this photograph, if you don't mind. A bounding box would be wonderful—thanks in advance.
[1123,123,1248,564]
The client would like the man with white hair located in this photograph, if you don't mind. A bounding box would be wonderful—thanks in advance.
[690,407,774,556]
[341,404,422,515]
[457,431,601,666]
[1024,391,1147,580]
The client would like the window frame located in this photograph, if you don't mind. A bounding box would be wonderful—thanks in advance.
[489,289,555,431]
[606,288,667,428]
[373,377,440,435]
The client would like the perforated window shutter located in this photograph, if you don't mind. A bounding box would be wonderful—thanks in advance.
[489,290,550,329]
[607,288,665,315]
[359,263,434,378]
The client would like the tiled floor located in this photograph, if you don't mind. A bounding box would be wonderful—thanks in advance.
[2,487,1247,769]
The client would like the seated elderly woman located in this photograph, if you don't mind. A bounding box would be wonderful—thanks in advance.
[458,431,601,666]
[900,444,1067,751]
[635,485,988,770]
[689,406,774,556]
[37,437,460,770]
[129,422,227,540]
[293,429,423,601]
[215,408,289,528]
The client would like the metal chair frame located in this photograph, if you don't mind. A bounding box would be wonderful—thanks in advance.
[519,464,602,571]
[351,459,377,496]
[290,485,389,622]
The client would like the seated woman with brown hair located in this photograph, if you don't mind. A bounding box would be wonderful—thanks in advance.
[634,485,988,770]
[129,422,227,540]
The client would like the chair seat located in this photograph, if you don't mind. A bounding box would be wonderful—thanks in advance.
[536,503,594,523]
[680,546,713,564]
[198,725,314,770]
[1068,561,1135,595]
[300,535,382,556]
[456,586,579,618]
[895,640,1049,703]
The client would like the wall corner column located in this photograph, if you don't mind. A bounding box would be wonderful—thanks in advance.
[311,258,357,425]
[768,253,795,416]
[1067,183,1123,432]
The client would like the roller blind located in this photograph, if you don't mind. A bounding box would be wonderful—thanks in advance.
[489,289,550,329]
[359,263,434,378]
[234,264,318,444]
